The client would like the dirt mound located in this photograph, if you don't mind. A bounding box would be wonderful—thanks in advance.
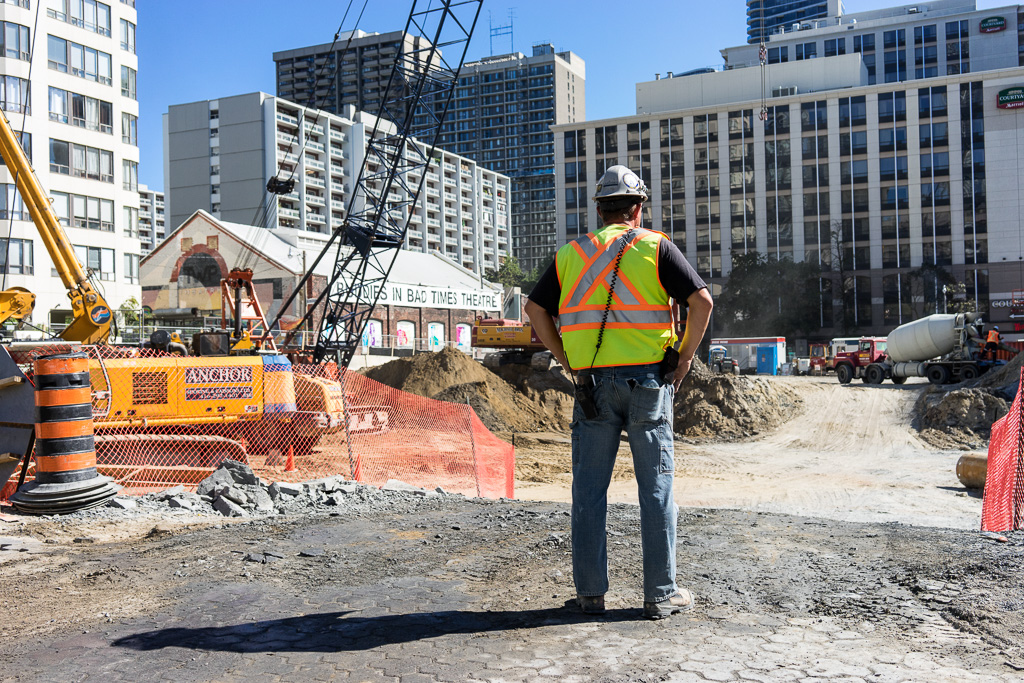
[914,387,1008,450]
[363,348,573,434]
[363,346,495,398]
[965,351,1024,396]
[674,359,802,439]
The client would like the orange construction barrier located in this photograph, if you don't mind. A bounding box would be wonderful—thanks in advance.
[982,368,1024,532]
[2,345,514,501]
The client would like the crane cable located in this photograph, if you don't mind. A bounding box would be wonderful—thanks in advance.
[758,0,769,122]
[237,0,368,273]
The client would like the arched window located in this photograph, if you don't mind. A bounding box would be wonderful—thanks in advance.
[456,323,472,352]
[362,319,383,347]
[178,252,221,288]
[396,320,415,347]
[427,322,445,351]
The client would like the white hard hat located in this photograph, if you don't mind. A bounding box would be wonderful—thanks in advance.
[592,165,649,203]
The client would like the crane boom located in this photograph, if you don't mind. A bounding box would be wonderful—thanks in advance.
[0,107,111,343]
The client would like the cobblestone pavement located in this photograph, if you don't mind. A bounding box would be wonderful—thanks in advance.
[0,500,1021,682]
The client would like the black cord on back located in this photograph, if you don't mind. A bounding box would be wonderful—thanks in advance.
[586,228,635,371]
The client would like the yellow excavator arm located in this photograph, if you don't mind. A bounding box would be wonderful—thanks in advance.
[0,108,111,343]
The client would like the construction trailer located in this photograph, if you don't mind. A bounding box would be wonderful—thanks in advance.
[710,337,786,375]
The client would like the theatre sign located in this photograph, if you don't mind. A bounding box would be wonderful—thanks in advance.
[997,87,1024,110]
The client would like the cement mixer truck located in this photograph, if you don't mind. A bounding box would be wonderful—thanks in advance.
[835,313,1006,385]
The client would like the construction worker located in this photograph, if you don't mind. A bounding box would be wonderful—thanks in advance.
[985,325,1002,359]
[524,165,714,620]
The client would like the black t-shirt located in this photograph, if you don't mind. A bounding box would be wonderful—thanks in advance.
[528,233,707,316]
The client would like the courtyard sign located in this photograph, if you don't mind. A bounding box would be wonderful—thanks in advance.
[979,16,1006,33]
[997,87,1024,109]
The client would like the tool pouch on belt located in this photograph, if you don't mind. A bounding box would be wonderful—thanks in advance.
[659,347,680,382]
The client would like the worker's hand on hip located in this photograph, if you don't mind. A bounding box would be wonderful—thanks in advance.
[672,357,692,391]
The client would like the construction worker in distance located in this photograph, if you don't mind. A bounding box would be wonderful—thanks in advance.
[985,325,1001,360]
[525,165,714,620]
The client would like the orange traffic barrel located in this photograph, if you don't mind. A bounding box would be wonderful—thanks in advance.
[956,452,988,490]
[9,352,119,514]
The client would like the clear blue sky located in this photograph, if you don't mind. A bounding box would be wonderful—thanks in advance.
[136,0,1004,191]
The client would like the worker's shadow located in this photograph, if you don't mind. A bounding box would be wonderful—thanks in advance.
[112,605,637,653]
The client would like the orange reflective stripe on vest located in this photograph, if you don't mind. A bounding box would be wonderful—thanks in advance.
[987,330,1000,343]
[556,225,675,370]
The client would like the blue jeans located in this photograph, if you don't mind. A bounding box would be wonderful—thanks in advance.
[571,363,678,603]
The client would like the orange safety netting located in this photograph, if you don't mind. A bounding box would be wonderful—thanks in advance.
[1,345,514,501]
[982,368,1024,532]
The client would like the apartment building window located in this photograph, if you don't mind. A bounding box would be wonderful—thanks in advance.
[693,113,720,278]
[120,0,135,7]
[0,237,33,275]
[47,35,112,84]
[51,191,114,231]
[961,81,987,295]
[124,253,139,284]
[727,110,755,256]
[853,34,876,84]
[946,20,970,75]
[762,105,792,263]
[767,46,788,64]
[119,18,135,53]
[0,75,29,114]
[123,205,137,237]
[49,139,113,182]
[48,87,113,133]
[122,159,137,190]
[74,244,114,281]
[121,112,137,145]
[0,184,25,220]
[120,65,136,99]
[0,131,30,167]
[824,38,845,57]
[0,21,31,61]
[659,117,685,249]
[883,29,907,83]
[48,0,112,37]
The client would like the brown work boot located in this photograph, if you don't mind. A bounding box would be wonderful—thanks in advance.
[576,594,606,614]
[643,589,694,620]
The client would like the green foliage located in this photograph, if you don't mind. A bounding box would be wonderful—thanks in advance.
[118,296,142,327]
[484,255,525,289]
[716,252,825,338]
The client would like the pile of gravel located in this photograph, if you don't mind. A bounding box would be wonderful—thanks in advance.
[53,460,462,522]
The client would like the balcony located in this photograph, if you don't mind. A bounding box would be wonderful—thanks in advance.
[443,205,457,216]
[408,229,423,240]
[305,176,326,189]
[426,217,441,227]
[443,176,455,186]
[329,145,345,159]
[304,157,326,171]
[306,140,325,153]
[303,122,325,136]
[330,199,346,212]
[276,111,298,127]
[306,194,326,207]
[278,206,300,220]
[330,129,346,142]
[277,131,298,145]
[425,185,440,197]
[306,211,326,224]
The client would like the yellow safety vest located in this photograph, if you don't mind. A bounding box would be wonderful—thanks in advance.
[556,224,675,370]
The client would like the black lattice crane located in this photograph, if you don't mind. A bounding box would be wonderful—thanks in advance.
[267,0,483,366]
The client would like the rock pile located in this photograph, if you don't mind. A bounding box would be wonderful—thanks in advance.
[97,460,459,520]
[915,387,1009,450]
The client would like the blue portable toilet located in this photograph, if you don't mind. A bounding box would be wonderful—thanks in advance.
[756,346,778,375]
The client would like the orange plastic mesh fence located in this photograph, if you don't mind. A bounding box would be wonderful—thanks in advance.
[982,368,1024,532]
[1,345,514,501]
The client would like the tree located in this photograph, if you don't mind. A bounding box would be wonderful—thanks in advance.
[484,255,525,289]
[716,252,824,338]
[828,221,856,334]
[903,264,955,319]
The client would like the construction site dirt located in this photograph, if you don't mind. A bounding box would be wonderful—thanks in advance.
[1,350,1022,681]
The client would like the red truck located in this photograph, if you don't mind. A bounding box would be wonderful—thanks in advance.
[833,337,890,384]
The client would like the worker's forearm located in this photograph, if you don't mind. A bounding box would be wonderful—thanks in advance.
[679,289,714,362]
[524,300,571,371]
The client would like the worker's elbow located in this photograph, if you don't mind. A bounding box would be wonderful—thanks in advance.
[690,287,714,314]
[524,299,543,321]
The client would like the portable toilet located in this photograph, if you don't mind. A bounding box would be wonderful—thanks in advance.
[756,346,779,375]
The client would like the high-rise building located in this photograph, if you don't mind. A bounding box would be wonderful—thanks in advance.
[164,93,510,276]
[0,0,141,334]
[747,0,845,44]
[417,44,585,274]
[137,184,165,256]
[730,0,1020,83]
[274,30,431,116]
[556,1,1024,337]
